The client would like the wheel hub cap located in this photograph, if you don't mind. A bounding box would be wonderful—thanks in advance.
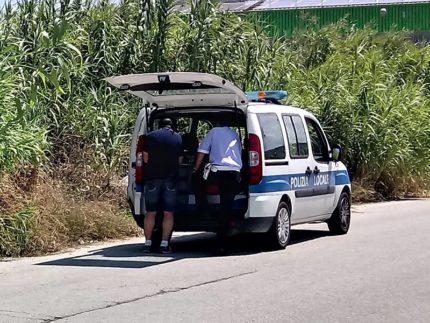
[277,208,290,244]
[340,197,351,228]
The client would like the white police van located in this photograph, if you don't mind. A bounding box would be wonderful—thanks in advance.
[106,72,351,249]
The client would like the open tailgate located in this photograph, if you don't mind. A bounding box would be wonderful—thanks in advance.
[105,72,248,109]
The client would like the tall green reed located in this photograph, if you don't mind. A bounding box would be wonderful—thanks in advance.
[0,0,428,195]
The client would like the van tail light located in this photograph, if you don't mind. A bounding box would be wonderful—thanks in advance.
[249,133,263,185]
[135,135,145,185]
[206,184,220,194]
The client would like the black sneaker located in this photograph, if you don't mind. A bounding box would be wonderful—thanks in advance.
[159,245,172,254]
[143,244,151,254]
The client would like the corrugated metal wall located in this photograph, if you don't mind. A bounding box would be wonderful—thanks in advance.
[249,4,430,35]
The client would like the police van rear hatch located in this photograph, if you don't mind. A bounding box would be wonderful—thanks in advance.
[105,72,248,109]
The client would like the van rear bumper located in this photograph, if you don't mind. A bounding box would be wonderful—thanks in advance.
[128,199,274,234]
[229,216,274,235]
[170,214,274,234]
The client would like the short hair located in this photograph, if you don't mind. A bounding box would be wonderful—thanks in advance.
[214,120,224,127]
[160,118,173,128]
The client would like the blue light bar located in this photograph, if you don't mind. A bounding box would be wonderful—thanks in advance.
[245,90,288,102]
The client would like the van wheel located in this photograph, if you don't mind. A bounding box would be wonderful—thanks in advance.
[327,192,351,235]
[267,202,291,250]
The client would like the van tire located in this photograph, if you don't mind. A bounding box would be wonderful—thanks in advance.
[267,202,291,250]
[327,191,351,235]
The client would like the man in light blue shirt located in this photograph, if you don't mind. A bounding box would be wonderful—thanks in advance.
[193,122,243,254]
[195,126,242,172]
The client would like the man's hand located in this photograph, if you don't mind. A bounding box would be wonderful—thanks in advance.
[194,152,206,173]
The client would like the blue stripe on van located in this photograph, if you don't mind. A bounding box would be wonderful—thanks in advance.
[334,170,350,185]
[250,170,350,194]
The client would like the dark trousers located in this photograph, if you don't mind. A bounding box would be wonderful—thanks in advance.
[193,170,241,243]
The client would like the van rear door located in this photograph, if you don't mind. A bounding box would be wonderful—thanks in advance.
[106,72,248,219]
[105,72,248,109]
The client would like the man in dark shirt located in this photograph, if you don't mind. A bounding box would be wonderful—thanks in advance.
[143,118,182,253]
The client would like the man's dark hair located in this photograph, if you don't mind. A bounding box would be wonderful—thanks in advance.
[214,120,224,127]
[160,118,173,128]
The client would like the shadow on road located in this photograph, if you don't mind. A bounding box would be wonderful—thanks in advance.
[36,229,330,269]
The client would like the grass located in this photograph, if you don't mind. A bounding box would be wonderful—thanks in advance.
[0,209,33,257]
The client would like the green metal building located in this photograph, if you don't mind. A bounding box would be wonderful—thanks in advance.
[221,0,430,36]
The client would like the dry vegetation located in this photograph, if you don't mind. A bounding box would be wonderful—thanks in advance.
[0,172,139,257]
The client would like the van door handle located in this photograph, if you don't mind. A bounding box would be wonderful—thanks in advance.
[314,166,320,174]
[305,167,312,176]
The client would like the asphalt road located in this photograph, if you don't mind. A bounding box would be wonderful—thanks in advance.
[1,200,429,323]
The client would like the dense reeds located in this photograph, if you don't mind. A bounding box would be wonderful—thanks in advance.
[1,0,429,256]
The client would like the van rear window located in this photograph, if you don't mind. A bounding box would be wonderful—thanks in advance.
[257,114,286,160]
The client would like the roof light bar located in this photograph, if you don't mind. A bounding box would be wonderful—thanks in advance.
[245,90,288,102]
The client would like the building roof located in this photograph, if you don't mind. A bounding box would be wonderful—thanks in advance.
[173,0,430,12]
[172,0,260,13]
[249,0,430,11]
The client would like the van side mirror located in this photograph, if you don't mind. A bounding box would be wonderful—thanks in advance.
[331,144,342,162]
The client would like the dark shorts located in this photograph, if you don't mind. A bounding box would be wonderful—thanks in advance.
[145,178,177,213]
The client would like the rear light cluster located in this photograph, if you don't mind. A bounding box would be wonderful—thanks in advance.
[249,134,262,185]
[135,135,145,184]
[205,184,220,194]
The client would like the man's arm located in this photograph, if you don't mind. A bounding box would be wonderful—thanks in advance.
[178,134,184,164]
[194,152,206,172]
[143,152,149,164]
[194,129,213,171]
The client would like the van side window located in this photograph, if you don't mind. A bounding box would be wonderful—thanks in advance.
[282,115,309,158]
[305,117,329,163]
[176,117,193,134]
[257,114,286,160]
[196,120,212,142]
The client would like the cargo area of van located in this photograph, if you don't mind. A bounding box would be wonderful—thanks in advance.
[143,107,249,232]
